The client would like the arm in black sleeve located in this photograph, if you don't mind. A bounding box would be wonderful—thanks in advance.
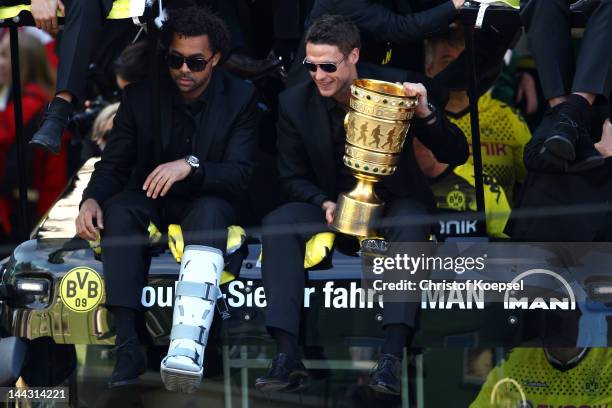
[335,0,458,44]
[412,110,469,166]
[190,91,260,197]
[81,91,137,207]
[276,102,329,206]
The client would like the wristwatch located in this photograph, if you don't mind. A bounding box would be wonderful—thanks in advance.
[184,155,200,175]
[421,102,437,124]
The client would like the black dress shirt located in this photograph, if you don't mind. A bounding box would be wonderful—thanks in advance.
[165,84,211,162]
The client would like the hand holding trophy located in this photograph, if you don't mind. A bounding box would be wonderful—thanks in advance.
[330,79,419,237]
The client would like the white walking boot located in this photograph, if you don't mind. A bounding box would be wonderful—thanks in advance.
[160,245,223,393]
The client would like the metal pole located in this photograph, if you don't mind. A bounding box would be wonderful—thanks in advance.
[223,345,232,408]
[9,26,30,241]
[463,25,487,237]
[416,353,424,408]
[401,347,409,408]
[240,345,248,408]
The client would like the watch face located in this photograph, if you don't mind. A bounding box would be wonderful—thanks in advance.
[186,155,199,168]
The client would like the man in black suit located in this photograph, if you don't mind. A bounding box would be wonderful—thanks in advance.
[255,14,468,395]
[75,5,259,391]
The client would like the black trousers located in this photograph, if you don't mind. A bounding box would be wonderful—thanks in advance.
[262,199,431,337]
[101,191,235,310]
[525,0,612,100]
[56,0,110,102]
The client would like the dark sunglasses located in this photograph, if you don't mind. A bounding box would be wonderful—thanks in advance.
[302,56,345,73]
[166,53,209,72]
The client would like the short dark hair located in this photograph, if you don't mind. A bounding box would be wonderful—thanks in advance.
[305,14,361,56]
[114,41,148,83]
[162,5,231,58]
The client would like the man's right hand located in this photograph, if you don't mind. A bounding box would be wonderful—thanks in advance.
[595,119,612,158]
[31,0,62,34]
[76,198,104,241]
[321,200,336,225]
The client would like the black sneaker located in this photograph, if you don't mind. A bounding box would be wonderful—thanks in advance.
[255,353,308,392]
[29,97,72,154]
[108,338,146,388]
[368,354,401,395]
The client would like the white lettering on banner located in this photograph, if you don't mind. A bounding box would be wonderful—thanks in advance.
[505,297,571,310]
[141,286,156,308]
[503,269,576,311]
[420,288,485,310]
[140,280,384,309]
[439,219,478,235]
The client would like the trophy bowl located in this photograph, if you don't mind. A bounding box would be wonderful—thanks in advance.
[330,79,418,237]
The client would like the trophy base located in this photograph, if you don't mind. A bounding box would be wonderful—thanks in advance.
[331,192,384,237]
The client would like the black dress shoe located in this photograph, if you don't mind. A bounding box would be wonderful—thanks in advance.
[538,146,568,171]
[544,110,581,161]
[108,338,146,388]
[30,97,72,155]
[369,354,401,395]
[255,353,308,392]
[567,128,604,173]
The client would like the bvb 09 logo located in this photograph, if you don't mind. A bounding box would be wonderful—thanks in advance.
[446,188,466,211]
[59,267,104,312]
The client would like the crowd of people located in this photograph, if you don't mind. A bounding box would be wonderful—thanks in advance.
[0,0,611,398]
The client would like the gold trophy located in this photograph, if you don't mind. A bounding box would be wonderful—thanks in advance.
[331,79,418,237]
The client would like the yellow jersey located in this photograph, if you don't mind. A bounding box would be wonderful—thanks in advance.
[447,92,531,204]
[431,164,511,239]
[470,348,612,408]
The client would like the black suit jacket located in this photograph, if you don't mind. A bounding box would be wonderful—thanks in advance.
[277,63,468,210]
[83,68,259,207]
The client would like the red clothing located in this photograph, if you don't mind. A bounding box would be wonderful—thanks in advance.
[0,83,67,235]
[0,84,49,156]
[44,41,59,69]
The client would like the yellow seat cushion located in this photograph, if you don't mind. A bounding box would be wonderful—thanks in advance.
[303,232,335,268]
[257,232,336,269]
[166,224,246,285]
[88,222,247,285]
[0,5,29,19]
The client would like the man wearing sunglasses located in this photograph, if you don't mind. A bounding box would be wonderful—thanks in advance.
[76,5,259,392]
[256,14,468,395]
